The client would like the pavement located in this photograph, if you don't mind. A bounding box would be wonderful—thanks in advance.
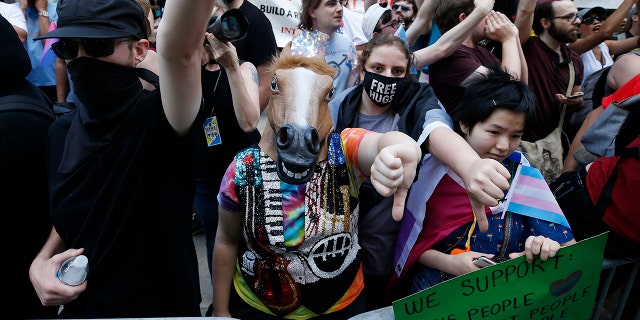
[193,233,213,316]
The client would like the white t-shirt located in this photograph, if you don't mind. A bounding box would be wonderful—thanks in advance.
[581,42,614,82]
[0,2,26,33]
[338,7,367,46]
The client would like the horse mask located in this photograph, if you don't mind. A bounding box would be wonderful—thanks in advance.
[259,41,337,185]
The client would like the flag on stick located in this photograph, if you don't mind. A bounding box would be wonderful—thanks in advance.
[503,165,571,229]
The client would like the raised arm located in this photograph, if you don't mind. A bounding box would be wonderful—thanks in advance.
[206,33,260,133]
[513,0,536,44]
[486,11,525,81]
[412,0,494,69]
[605,34,640,56]
[568,0,636,55]
[156,0,214,136]
[405,0,436,48]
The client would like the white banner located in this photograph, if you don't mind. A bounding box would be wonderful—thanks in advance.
[248,0,368,47]
[573,0,624,9]
[249,0,301,48]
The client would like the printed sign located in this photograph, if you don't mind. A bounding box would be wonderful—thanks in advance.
[393,233,608,320]
[249,0,301,47]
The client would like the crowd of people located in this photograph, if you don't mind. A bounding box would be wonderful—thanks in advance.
[2,0,639,318]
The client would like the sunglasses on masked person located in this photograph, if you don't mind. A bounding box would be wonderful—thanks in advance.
[52,38,134,60]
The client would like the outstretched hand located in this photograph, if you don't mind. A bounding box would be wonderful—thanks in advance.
[369,142,421,222]
[462,158,511,232]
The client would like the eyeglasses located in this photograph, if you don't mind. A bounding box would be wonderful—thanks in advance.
[552,13,579,23]
[581,15,607,25]
[375,19,400,32]
[52,39,133,60]
[392,4,410,12]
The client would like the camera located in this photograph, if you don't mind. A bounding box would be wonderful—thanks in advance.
[205,9,248,43]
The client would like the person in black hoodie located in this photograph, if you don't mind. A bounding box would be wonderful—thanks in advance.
[27,0,215,317]
[0,14,59,319]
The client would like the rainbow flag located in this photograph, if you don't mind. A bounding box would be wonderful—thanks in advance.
[40,21,58,67]
[502,165,571,229]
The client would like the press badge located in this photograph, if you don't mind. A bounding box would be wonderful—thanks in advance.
[203,116,222,147]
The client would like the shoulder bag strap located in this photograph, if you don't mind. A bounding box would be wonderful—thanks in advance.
[558,61,575,130]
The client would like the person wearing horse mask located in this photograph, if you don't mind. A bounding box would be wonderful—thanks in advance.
[329,33,512,311]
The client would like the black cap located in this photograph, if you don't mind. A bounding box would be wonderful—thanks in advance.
[34,0,148,40]
[577,7,607,22]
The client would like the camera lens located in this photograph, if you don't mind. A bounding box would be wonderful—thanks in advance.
[222,16,242,39]
[207,9,248,42]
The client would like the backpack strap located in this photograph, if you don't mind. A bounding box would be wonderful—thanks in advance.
[617,147,640,158]
[0,83,55,121]
[138,68,160,89]
[593,144,640,217]
[593,160,619,217]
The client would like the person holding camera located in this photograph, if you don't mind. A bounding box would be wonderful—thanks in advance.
[225,0,278,112]
[194,3,262,316]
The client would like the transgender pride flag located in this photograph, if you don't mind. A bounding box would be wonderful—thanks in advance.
[40,21,58,67]
[502,165,572,229]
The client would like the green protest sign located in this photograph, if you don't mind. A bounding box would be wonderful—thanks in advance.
[392,233,608,320]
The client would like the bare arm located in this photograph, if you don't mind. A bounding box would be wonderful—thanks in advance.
[607,52,640,89]
[230,62,260,132]
[206,33,261,132]
[256,63,273,113]
[55,58,69,102]
[405,0,436,48]
[487,11,524,81]
[426,126,511,232]
[212,207,243,317]
[513,0,535,44]
[29,228,87,307]
[605,35,640,56]
[156,0,213,136]
[413,0,494,69]
[14,26,27,43]
[35,0,50,44]
[568,0,636,55]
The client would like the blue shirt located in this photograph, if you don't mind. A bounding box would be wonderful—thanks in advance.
[15,3,58,87]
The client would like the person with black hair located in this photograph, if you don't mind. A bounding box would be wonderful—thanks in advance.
[391,66,575,297]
